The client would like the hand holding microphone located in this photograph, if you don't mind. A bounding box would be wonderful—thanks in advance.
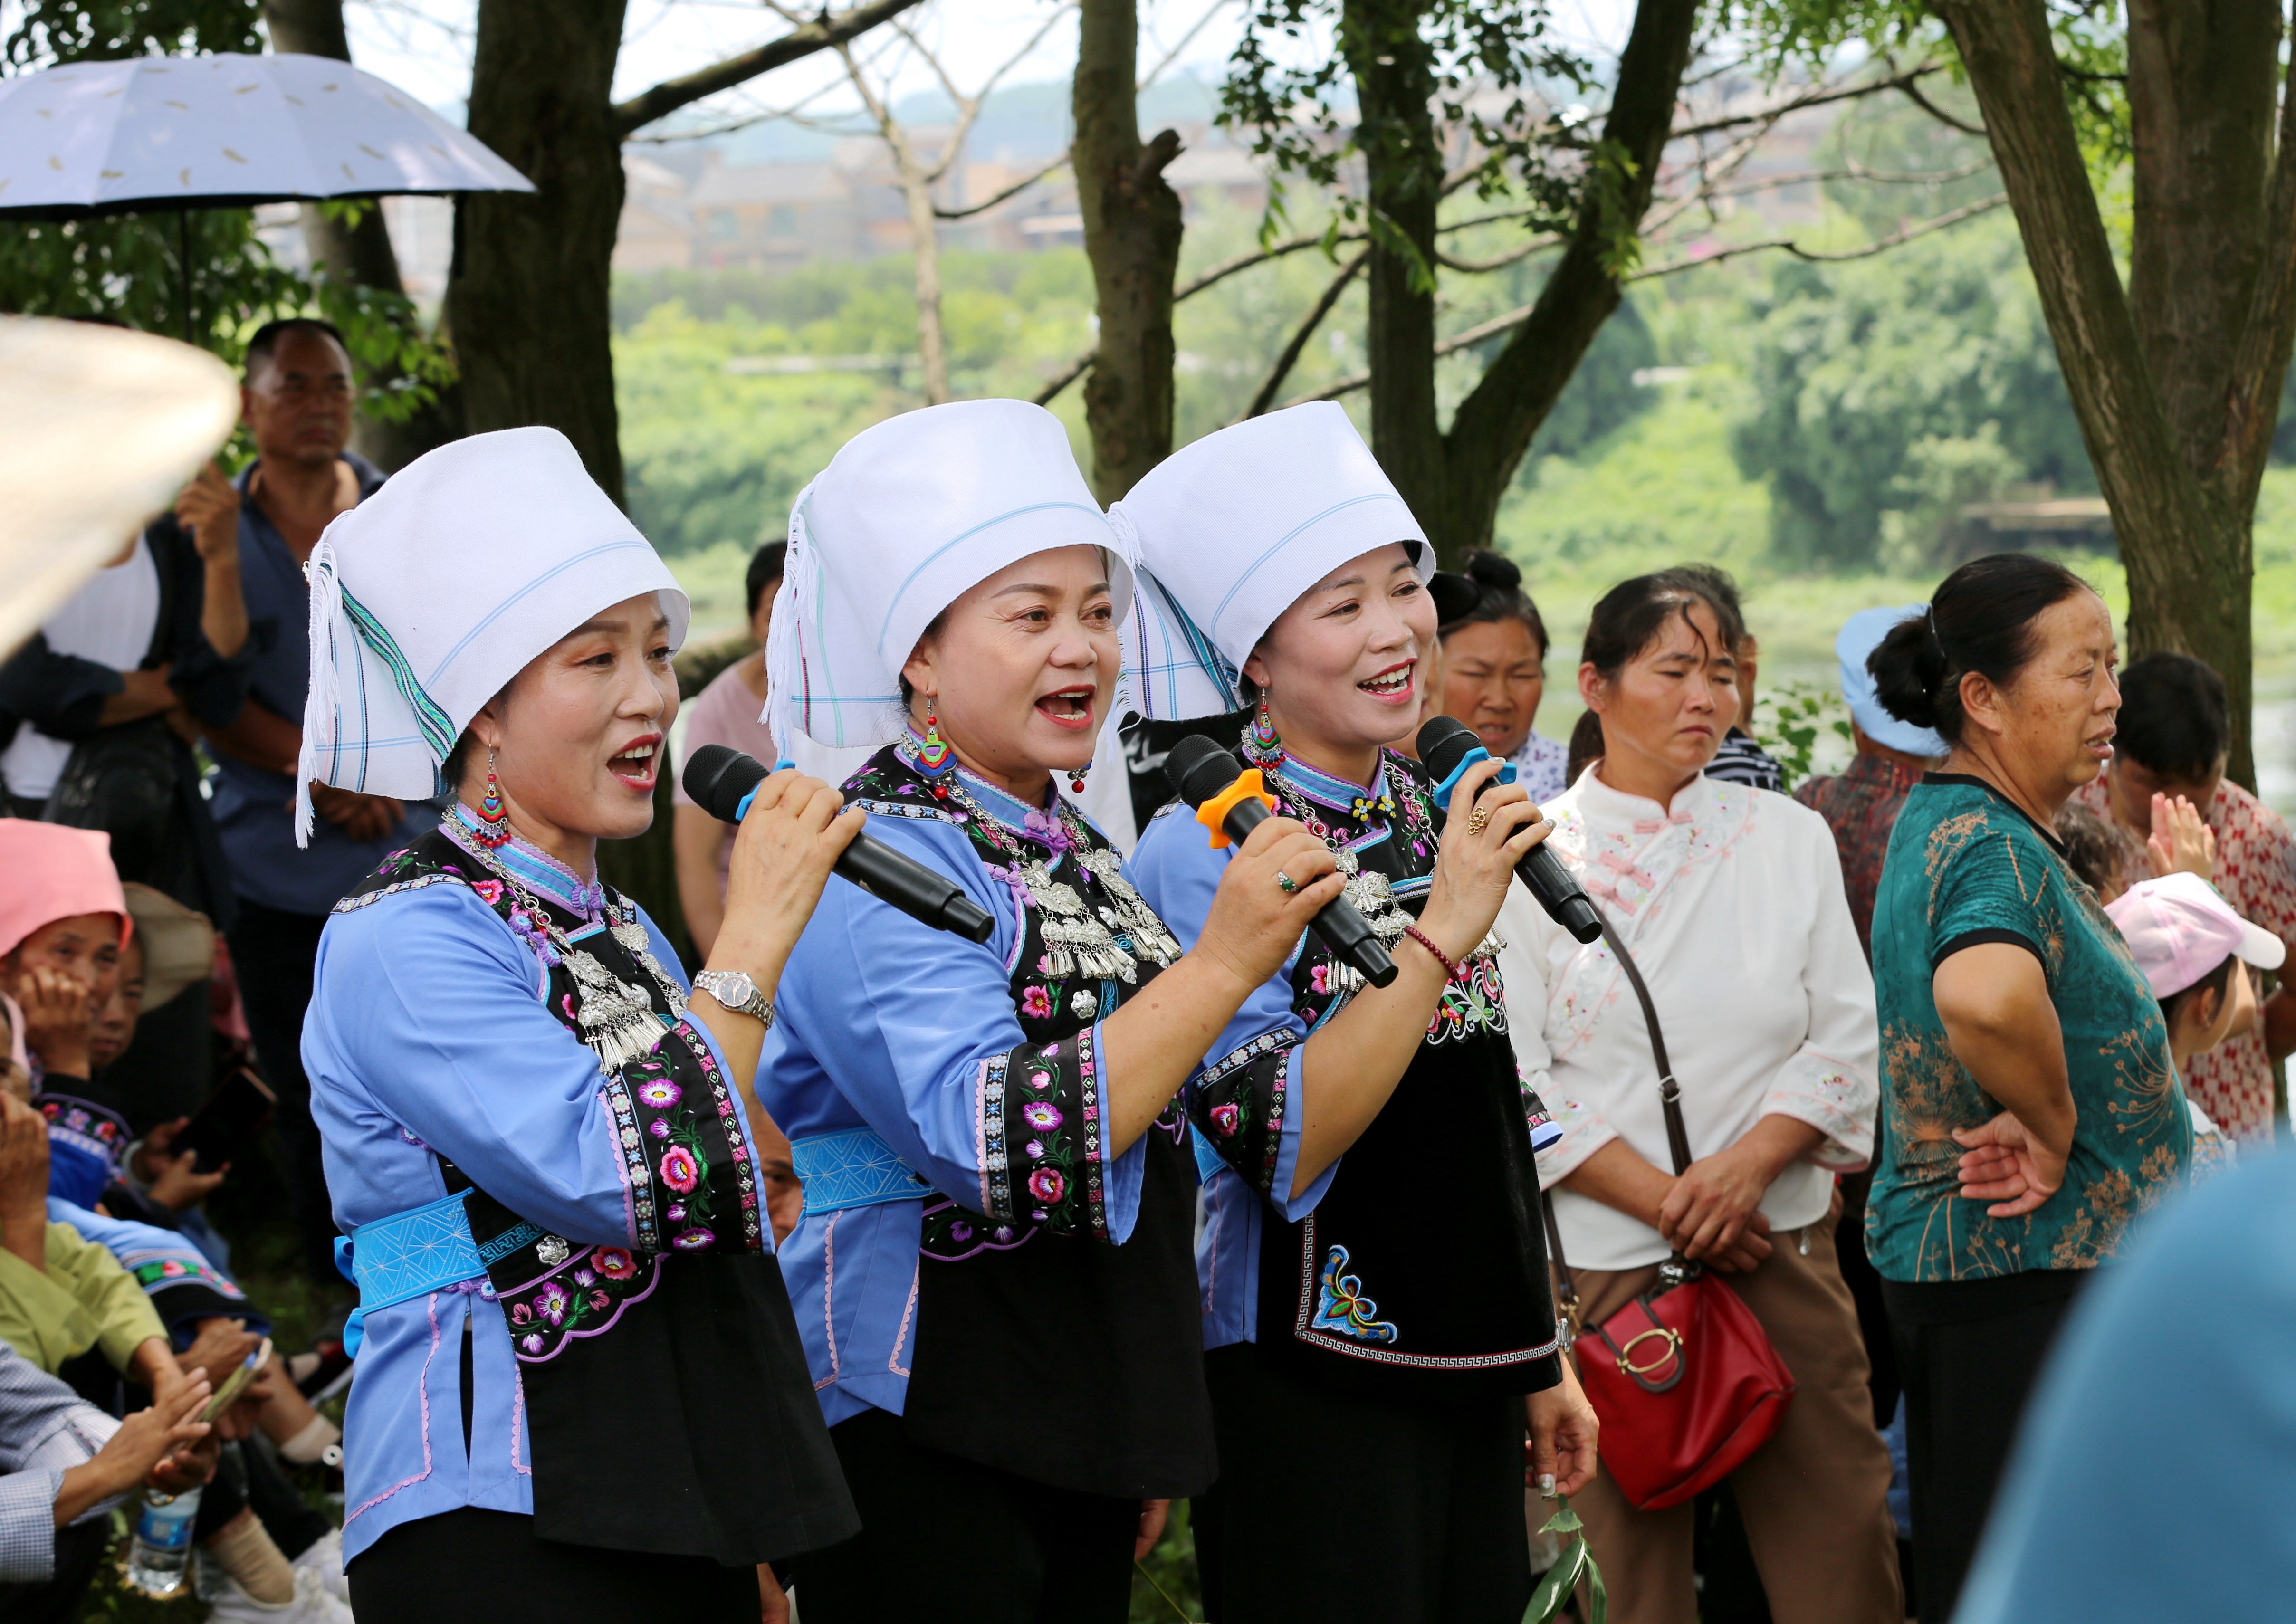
[1163,735,1401,989]
[1415,716,1602,944]
[684,745,995,943]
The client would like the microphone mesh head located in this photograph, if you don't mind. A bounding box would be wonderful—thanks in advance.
[1414,714,1483,780]
[1163,733,1241,807]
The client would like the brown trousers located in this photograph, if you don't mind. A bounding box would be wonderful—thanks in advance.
[1555,1204,1902,1624]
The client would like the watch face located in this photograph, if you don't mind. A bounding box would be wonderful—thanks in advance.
[716,971,756,1007]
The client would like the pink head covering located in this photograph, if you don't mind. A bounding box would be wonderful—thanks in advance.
[2105,870,2287,1000]
[0,820,130,962]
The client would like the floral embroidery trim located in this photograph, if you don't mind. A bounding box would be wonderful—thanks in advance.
[1287,1214,1565,1369]
[981,1052,1014,1221]
[1194,1028,1297,1197]
[1308,1244,1399,1344]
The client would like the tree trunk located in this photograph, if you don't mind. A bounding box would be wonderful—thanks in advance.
[1932,0,2286,786]
[446,0,631,505]
[1345,0,1449,541]
[1072,0,1183,501]
[1343,0,1698,566]
[263,0,463,471]
[1434,0,1698,565]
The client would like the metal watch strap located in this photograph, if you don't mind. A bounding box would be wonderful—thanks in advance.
[694,970,774,1028]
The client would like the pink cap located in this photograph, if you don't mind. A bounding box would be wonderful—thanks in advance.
[0,820,129,962]
[2105,870,2286,999]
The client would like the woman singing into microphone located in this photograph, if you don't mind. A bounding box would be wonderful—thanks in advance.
[1121,404,1597,1624]
[757,401,1346,1623]
[298,430,863,1621]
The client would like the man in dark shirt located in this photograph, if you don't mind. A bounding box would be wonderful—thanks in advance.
[201,319,436,1295]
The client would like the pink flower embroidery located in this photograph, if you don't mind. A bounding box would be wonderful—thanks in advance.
[593,1248,638,1280]
[534,1282,570,1325]
[1026,1167,1066,1205]
[471,880,504,905]
[589,1290,612,1311]
[637,1079,682,1108]
[672,1227,716,1250]
[520,1333,545,1355]
[1210,1103,1240,1137]
[1021,986,1053,1019]
[1022,1101,1063,1131]
[659,1144,700,1193]
[509,1302,532,1324]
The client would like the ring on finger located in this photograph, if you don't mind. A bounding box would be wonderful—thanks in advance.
[1464,804,1491,837]
[1275,870,1298,894]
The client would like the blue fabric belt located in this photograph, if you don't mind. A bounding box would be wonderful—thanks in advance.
[792,1127,931,1216]
[333,1189,540,1357]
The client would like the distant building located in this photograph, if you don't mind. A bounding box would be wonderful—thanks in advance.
[617,155,695,272]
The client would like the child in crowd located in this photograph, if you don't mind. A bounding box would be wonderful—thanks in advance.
[2105,872,2287,1183]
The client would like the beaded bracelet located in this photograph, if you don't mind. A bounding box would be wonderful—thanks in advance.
[1401,924,1464,983]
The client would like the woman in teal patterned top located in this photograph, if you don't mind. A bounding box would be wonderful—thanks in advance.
[1863,554,2190,1622]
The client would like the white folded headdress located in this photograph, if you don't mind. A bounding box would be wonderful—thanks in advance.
[1111,402,1434,723]
[297,427,689,845]
[767,399,1132,753]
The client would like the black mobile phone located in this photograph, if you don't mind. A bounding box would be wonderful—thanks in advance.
[174,1068,277,1175]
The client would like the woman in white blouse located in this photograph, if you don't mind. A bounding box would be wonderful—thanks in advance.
[1496,568,1899,1624]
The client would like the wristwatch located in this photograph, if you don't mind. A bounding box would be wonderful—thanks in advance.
[693,969,774,1029]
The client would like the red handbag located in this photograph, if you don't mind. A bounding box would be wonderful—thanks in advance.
[1543,918,1796,1512]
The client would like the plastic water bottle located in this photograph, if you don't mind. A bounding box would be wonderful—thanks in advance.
[123,1484,201,1597]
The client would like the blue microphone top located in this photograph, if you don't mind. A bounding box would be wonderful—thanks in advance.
[1430,744,1517,811]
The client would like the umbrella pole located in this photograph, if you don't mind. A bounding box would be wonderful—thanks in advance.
[178,211,194,345]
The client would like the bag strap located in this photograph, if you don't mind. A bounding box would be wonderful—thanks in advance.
[1597,914,1693,1178]
[1540,908,1703,1329]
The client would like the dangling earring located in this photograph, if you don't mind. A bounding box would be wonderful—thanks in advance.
[917,693,954,777]
[472,746,512,847]
[1067,762,1090,797]
[1249,684,1282,759]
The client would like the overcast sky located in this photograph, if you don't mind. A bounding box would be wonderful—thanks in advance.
[332,0,1642,134]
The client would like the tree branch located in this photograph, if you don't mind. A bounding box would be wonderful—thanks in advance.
[938,152,1071,219]
[612,0,929,137]
[1668,64,1950,143]
[1630,192,2009,281]
[1239,249,1368,420]
[1894,73,1988,138]
[1033,352,1093,406]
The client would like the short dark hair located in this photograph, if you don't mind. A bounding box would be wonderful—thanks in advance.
[1440,548,1550,659]
[1868,554,2090,749]
[2159,952,2237,1031]
[245,317,349,382]
[2115,652,2229,782]
[746,541,787,623]
[2052,802,2121,896]
[1580,566,1746,688]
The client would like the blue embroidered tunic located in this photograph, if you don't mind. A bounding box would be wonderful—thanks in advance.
[763,741,1238,1494]
[306,821,851,1566]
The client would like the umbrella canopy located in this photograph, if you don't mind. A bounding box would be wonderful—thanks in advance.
[0,51,532,218]
[0,317,238,662]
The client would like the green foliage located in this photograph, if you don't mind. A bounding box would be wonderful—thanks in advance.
[1129,1499,1204,1623]
[1751,678,1852,789]
[1218,0,1589,285]
[2,0,258,67]
[1727,214,2092,568]
[1524,1498,1603,1624]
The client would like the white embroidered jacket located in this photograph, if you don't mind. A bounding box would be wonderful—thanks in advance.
[1496,770,1880,1272]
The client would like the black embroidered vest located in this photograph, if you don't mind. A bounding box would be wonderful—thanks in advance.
[338,830,857,1564]
[841,747,1217,1500]
[1193,742,1564,1403]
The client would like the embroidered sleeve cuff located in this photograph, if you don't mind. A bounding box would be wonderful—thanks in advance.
[1093,1020,1145,1245]
[1530,1088,1618,1187]
[1189,1028,1300,1204]
[1761,1051,1876,1173]
[600,1018,767,1257]
[982,1025,1114,1242]
[1263,1045,1331,1221]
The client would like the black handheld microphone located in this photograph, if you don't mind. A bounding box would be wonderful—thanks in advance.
[682,745,995,944]
[1415,716,1603,945]
[1162,734,1399,989]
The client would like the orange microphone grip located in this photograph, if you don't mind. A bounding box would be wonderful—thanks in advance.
[1197,769,1278,850]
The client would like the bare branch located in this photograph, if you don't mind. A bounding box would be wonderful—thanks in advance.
[1034,352,1093,407]
[938,151,1071,219]
[1629,192,2009,281]
[1139,0,1232,91]
[1699,155,1997,199]
[1239,250,1369,420]
[612,0,928,138]
[1668,64,1951,144]
[1894,73,1988,138]
[1437,233,1563,274]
